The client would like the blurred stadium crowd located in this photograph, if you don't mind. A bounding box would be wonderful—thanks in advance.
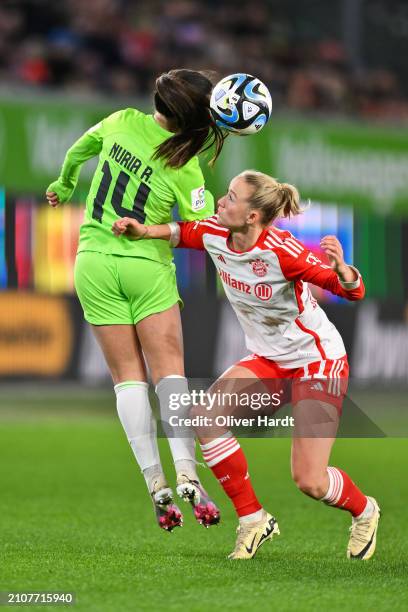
[1,0,408,120]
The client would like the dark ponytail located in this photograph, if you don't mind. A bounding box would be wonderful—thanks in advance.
[152,69,226,169]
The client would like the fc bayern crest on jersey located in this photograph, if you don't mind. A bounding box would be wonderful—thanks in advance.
[250,258,269,277]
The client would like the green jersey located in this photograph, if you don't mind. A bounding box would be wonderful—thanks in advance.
[47,108,214,264]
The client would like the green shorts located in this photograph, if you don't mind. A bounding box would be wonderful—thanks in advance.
[74,251,182,325]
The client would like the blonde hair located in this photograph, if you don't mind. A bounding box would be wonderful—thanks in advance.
[238,170,303,225]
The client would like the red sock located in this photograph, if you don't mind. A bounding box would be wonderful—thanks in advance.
[200,436,262,517]
[322,467,367,517]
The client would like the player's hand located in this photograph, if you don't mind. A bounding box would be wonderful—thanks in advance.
[320,235,344,271]
[46,179,74,205]
[112,217,147,239]
[320,235,356,281]
[46,191,60,208]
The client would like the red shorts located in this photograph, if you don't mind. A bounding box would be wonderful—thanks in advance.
[236,354,349,413]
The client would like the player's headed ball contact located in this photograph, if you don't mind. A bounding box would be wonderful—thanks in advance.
[210,73,272,135]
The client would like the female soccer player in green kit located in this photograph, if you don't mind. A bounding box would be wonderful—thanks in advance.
[46,69,226,531]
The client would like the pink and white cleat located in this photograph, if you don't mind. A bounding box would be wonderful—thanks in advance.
[176,473,221,528]
[150,476,183,532]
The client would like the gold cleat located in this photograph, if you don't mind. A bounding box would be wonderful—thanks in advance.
[228,511,279,560]
[347,496,380,560]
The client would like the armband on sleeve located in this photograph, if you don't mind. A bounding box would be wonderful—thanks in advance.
[168,222,181,247]
[338,266,361,290]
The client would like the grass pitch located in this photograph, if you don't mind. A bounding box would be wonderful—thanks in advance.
[1,388,407,611]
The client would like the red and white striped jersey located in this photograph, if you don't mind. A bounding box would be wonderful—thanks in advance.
[174,216,365,368]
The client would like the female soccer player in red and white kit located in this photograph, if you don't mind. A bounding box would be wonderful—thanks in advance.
[112,170,380,561]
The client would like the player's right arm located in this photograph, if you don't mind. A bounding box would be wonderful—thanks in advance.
[46,122,105,206]
[112,218,171,241]
[46,109,127,206]
[111,217,215,250]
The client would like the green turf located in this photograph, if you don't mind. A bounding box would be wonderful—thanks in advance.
[0,391,407,611]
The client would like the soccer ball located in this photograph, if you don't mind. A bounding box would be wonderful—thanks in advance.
[210,73,272,135]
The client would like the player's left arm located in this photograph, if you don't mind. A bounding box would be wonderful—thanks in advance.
[278,234,365,300]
